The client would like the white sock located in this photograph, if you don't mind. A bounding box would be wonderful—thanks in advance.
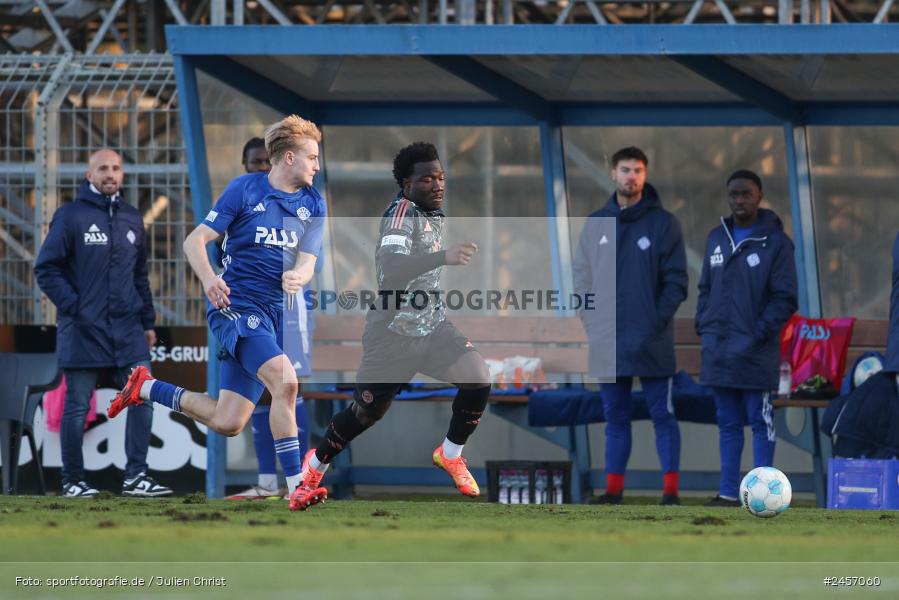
[258,474,278,491]
[139,379,155,401]
[309,453,329,473]
[286,474,302,495]
[441,438,464,459]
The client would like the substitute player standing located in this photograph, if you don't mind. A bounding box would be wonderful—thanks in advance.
[696,170,797,506]
[109,115,327,503]
[291,142,492,511]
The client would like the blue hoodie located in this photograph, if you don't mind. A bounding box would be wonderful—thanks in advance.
[34,180,155,368]
[695,208,798,389]
[887,232,899,373]
[574,184,688,377]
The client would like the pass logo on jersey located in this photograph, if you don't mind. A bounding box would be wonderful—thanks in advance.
[254,227,299,248]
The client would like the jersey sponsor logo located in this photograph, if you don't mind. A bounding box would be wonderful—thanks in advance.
[710,245,724,267]
[247,315,260,330]
[746,253,760,268]
[599,234,609,245]
[296,206,311,221]
[253,203,265,212]
[637,236,651,251]
[799,323,831,341]
[254,226,299,248]
[380,234,409,248]
[205,210,218,222]
[84,224,108,245]
[126,230,136,245]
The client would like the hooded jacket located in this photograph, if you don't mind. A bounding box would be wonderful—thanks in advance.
[34,179,155,368]
[574,184,688,377]
[695,208,798,389]
[886,232,899,372]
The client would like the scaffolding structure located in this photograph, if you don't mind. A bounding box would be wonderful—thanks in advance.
[2,0,899,56]
[0,52,201,325]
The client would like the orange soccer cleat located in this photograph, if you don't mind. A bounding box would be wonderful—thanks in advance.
[289,450,328,512]
[108,365,152,419]
[432,446,480,497]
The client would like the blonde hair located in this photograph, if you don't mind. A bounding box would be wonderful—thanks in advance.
[264,115,322,164]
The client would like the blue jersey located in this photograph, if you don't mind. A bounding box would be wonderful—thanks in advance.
[202,172,326,311]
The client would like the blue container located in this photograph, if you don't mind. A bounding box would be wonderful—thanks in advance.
[827,458,899,510]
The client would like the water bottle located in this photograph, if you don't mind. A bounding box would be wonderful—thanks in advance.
[552,471,564,504]
[535,470,548,504]
[519,471,531,505]
[498,470,510,504]
[778,360,792,399]
[509,471,521,505]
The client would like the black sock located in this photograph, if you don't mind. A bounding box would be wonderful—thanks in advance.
[315,406,368,464]
[446,385,490,445]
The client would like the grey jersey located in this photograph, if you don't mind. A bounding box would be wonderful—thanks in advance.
[374,194,445,336]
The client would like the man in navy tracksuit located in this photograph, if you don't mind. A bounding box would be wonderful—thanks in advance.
[695,170,797,506]
[34,149,171,498]
[574,147,688,505]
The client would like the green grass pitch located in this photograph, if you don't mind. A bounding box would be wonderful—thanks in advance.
[1,494,897,599]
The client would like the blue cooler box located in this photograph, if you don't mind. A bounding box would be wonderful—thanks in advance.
[827,458,899,510]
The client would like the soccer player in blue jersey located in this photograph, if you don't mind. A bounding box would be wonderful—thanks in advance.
[109,115,327,506]
[225,137,313,500]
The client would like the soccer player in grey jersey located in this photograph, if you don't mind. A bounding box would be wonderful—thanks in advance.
[293,142,492,509]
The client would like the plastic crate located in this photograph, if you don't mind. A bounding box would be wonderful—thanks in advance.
[485,460,572,504]
[827,458,899,510]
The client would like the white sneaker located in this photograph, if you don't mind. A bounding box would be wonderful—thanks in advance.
[122,472,173,497]
[62,481,99,498]
[226,485,281,500]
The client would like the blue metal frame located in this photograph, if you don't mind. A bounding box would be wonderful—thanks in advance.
[167,22,899,503]
[167,24,899,57]
[174,55,226,499]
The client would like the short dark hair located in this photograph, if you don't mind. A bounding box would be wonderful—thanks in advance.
[611,147,649,168]
[242,137,266,164]
[393,142,440,188]
[726,169,763,191]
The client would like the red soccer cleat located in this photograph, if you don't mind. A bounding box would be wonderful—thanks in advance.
[289,450,328,512]
[108,365,152,419]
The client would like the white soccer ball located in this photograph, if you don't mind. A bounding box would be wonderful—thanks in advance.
[739,467,792,518]
[853,356,883,389]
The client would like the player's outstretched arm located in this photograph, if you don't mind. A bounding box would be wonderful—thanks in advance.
[184,223,231,308]
[445,241,478,266]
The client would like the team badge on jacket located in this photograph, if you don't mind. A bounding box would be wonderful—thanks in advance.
[637,236,651,251]
[296,206,311,221]
[746,253,760,267]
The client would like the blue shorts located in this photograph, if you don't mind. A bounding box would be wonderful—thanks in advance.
[208,302,312,403]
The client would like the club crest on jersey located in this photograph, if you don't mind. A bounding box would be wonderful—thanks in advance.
[84,224,108,245]
[247,315,260,330]
[296,206,311,221]
[254,226,299,248]
[710,245,724,267]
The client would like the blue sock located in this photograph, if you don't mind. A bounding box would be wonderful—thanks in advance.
[251,406,277,476]
[149,380,185,412]
[274,436,302,478]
